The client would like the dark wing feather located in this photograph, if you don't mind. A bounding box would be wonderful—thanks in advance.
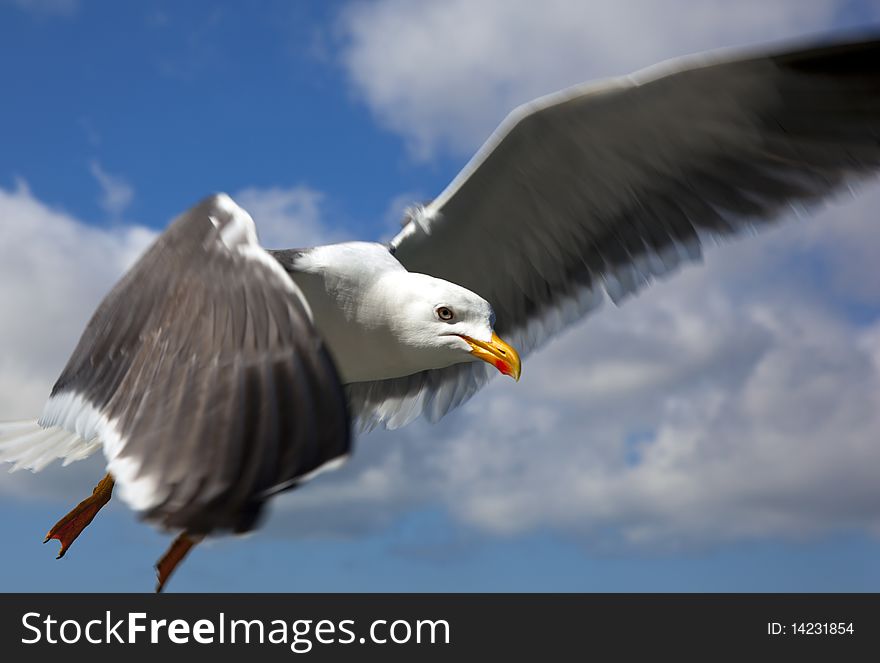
[49,195,350,534]
[351,35,880,430]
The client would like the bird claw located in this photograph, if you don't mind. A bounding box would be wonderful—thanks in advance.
[44,474,113,559]
[155,532,200,593]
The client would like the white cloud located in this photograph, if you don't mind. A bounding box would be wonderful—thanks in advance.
[0,181,154,417]
[0,181,155,499]
[89,160,135,218]
[338,0,874,159]
[441,288,880,549]
[234,185,340,249]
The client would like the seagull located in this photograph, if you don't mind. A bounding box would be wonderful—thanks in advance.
[1,34,879,590]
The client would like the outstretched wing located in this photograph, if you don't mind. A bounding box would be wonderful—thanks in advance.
[40,194,350,534]
[352,35,880,430]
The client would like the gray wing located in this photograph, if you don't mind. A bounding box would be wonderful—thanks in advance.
[44,195,350,534]
[353,35,880,430]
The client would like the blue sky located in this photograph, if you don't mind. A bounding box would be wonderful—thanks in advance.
[2,0,880,592]
[0,1,417,238]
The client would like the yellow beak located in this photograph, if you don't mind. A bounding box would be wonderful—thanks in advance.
[460,332,522,381]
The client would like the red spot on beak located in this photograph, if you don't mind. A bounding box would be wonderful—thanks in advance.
[495,359,511,376]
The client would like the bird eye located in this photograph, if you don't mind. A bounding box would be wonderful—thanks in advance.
[435,306,455,321]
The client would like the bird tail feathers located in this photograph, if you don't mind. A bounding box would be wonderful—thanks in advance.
[0,420,98,473]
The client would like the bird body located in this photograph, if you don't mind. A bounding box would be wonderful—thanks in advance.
[274,242,500,383]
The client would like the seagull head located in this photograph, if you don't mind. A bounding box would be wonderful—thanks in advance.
[389,273,521,381]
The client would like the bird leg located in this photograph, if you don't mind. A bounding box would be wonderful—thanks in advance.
[155,532,202,593]
[44,473,114,559]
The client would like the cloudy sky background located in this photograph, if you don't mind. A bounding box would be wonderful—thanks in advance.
[2,0,880,591]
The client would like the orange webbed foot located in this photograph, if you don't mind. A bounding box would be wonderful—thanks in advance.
[155,532,201,593]
[44,473,114,559]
